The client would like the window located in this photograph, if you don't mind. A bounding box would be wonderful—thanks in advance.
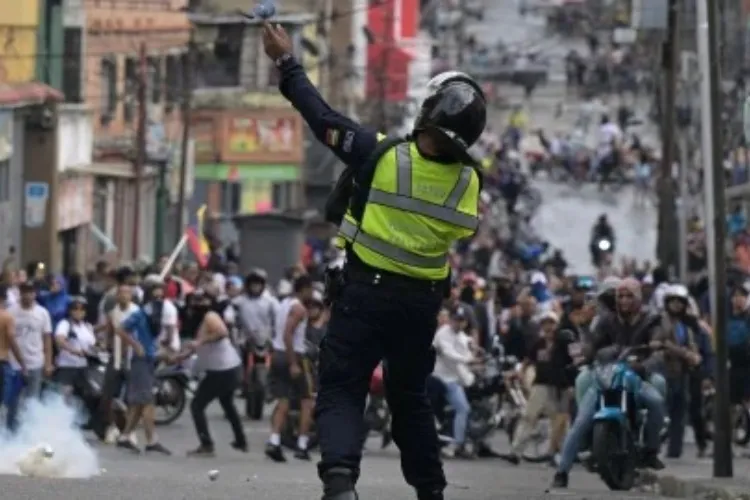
[0,159,10,203]
[148,56,162,104]
[99,57,117,125]
[123,57,137,123]
[221,182,242,214]
[164,54,181,112]
[194,24,243,88]
[62,28,83,102]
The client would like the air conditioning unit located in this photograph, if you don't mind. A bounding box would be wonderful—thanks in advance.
[25,102,58,131]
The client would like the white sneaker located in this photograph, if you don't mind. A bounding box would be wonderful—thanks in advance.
[105,426,120,444]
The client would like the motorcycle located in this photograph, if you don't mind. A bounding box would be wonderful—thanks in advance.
[590,345,655,491]
[591,237,613,268]
[82,350,126,433]
[364,363,392,448]
[243,343,270,420]
[153,361,191,426]
[433,348,506,456]
[702,388,750,446]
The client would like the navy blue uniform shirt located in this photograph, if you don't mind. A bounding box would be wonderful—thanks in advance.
[278,56,378,169]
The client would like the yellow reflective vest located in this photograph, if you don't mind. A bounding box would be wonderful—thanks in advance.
[337,139,480,280]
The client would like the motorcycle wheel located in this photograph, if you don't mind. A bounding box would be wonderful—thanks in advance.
[733,407,750,446]
[245,385,265,421]
[592,421,636,491]
[154,377,187,426]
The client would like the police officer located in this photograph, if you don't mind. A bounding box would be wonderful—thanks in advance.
[262,23,485,500]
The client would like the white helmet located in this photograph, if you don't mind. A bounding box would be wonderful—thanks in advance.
[664,283,690,304]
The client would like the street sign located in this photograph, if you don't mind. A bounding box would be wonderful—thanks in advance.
[24,182,49,228]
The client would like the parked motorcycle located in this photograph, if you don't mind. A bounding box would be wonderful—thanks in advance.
[364,363,392,448]
[82,350,126,432]
[702,388,750,446]
[590,345,655,491]
[153,361,191,426]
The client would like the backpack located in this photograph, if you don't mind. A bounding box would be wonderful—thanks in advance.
[324,136,407,225]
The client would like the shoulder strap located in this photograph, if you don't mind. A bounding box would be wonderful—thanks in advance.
[350,135,407,222]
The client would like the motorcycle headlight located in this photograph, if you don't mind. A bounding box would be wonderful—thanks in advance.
[597,239,611,251]
[594,364,618,389]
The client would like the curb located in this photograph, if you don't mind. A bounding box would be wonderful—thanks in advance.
[639,470,750,499]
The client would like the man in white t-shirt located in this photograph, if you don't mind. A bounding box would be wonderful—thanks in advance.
[432,307,474,459]
[97,283,140,443]
[7,281,53,430]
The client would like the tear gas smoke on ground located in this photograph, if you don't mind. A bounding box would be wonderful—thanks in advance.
[0,393,100,478]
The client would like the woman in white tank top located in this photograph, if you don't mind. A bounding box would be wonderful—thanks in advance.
[174,292,246,456]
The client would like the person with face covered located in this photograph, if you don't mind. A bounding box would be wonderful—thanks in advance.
[551,277,667,488]
[659,284,706,458]
[173,290,247,456]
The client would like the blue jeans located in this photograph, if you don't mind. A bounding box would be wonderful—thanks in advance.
[558,377,666,474]
[5,367,44,431]
[444,382,470,445]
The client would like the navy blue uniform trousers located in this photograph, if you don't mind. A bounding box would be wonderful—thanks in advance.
[315,280,446,493]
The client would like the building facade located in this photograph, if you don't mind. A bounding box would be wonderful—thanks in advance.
[82,0,191,261]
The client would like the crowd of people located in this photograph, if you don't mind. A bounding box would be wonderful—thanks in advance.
[0,254,331,461]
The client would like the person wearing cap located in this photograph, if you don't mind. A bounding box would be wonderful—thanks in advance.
[53,296,96,400]
[6,281,53,430]
[501,310,574,465]
[262,20,485,500]
[432,306,475,459]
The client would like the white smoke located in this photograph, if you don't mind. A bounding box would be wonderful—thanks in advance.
[0,393,100,478]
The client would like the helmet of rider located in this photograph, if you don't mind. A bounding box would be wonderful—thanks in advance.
[663,283,690,312]
[244,268,267,296]
[414,71,487,166]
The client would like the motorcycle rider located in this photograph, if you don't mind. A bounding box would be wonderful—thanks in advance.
[589,214,615,267]
[432,306,475,459]
[659,284,704,458]
[552,277,667,488]
[235,269,278,349]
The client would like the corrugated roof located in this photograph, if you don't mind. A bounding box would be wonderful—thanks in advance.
[0,82,63,107]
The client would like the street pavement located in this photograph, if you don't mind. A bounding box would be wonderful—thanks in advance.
[0,404,732,500]
[468,0,659,274]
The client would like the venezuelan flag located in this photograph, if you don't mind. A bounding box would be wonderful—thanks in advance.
[185,205,210,267]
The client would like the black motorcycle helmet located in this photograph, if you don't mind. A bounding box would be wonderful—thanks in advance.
[413,71,487,166]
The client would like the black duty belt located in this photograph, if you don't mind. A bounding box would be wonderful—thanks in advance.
[345,267,443,296]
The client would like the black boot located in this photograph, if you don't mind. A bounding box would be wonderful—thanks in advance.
[321,468,358,500]
[417,489,444,500]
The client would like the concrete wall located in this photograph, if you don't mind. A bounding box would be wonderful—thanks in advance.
[0,110,24,265]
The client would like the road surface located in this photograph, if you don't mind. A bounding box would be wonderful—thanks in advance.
[469,0,659,274]
[0,405,718,500]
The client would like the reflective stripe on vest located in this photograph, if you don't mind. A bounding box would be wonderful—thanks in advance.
[339,218,447,269]
[367,143,478,230]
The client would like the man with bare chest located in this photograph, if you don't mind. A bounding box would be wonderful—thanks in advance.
[0,284,26,406]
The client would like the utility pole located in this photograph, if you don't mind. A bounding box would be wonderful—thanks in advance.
[698,0,732,478]
[133,42,147,260]
[656,0,680,275]
[176,31,195,243]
